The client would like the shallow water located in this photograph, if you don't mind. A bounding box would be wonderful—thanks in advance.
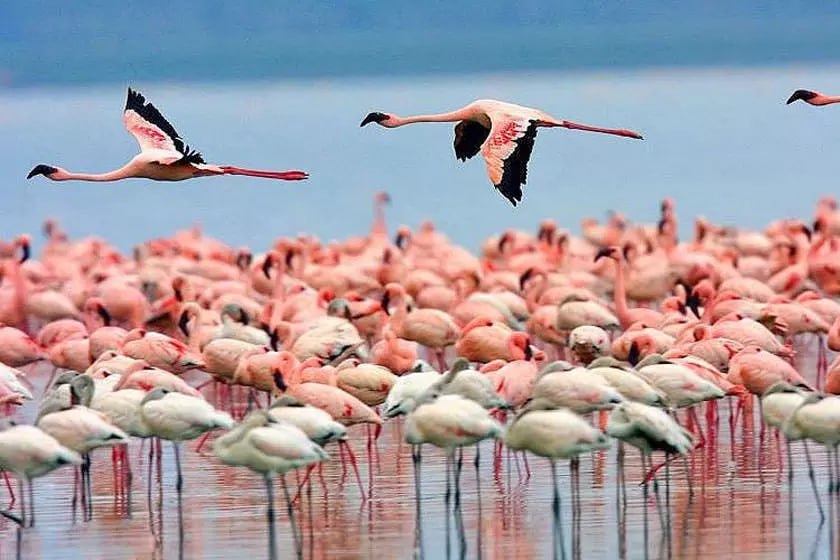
[0,343,837,559]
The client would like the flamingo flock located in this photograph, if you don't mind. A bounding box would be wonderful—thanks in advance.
[1,86,839,558]
[0,190,837,558]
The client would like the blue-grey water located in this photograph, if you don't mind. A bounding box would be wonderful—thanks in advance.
[1,63,838,254]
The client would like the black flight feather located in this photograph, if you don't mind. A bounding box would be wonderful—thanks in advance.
[453,120,490,161]
[494,120,538,207]
[125,88,205,164]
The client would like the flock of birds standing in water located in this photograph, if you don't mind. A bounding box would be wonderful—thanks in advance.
[2,85,839,559]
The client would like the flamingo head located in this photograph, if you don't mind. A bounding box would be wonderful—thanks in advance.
[360,112,397,127]
[786,89,818,105]
[26,164,60,180]
[593,246,620,263]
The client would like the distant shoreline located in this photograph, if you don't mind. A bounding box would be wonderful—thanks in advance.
[2,18,840,89]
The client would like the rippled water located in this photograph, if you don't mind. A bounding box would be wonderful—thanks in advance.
[0,342,836,560]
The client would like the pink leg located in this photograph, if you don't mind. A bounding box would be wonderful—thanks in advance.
[194,431,213,454]
[435,349,448,372]
[521,452,531,479]
[687,408,707,448]
[3,472,14,507]
[293,464,317,504]
[340,441,367,501]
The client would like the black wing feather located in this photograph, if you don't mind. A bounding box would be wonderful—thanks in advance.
[125,88,205,164]
[495,120,538,207]
[453,121,490,161]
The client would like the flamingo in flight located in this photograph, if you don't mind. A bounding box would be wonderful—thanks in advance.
[360,99,643,206]
[27,88,308,183]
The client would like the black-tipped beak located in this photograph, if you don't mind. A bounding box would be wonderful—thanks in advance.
[380,292,391,316]
[269,328,279,351]
[686,292,701,318]
[261,254,273,279]
[800,224,812,241]
[97,304,112,326]
[524,342,533,361]
[519,267,536,292]
[177,311,190,337]
[593,247,613,262]
[360,112,389,127]
[27,164,57,180]
[628,342,640,366]
[19,242,30,264]
[786,89,817,105]
[273,371,287,392]
[394,232,407,250]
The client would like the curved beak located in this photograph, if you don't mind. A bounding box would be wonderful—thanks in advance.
[272,371,287,392]
[177,311,190,337]
[593,247,613,262]
[97,304,112,326]
[380,292,391,316]
[27,164,58,180]
[360,112,389,127]
[786,90,818,105]
[627,342,641,366]
[261,254,273,279]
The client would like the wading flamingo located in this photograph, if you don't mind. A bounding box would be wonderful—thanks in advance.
[27,88,308,183]
[214,410,327,560]
[505,398,610,560]
[361,100,642,206]
[0,422,82,527]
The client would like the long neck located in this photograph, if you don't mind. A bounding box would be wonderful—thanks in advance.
[812,95,840,106]
[56,166,133,182]
[393,108,473,127]
[372,200,386,237]
[612,258,632,327]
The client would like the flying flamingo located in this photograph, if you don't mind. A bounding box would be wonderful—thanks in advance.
[360,100,642,206]
[27,88,308,184]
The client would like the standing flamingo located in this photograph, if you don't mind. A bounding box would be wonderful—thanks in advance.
[27,88,308,183]
[361,100,642,206]
[505,398,611,560]
[0,422,82,527]
[214,410,327,560]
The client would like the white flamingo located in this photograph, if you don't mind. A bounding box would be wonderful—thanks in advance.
[214,410,327,560]
[0,422,82,527]
[139,387,234,528]
[504,398,610,560]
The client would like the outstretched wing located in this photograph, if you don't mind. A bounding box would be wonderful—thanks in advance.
[480,115,538,207]
[123,88,205,164]
[453,120,490,161]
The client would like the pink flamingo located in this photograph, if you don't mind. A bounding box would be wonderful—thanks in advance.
[361,100,642,206]
[455,317,534,363]
[371,327,419,374]
[594,247,664,329]
[381,283,459,371]
[27,88,308,184]
[0,324,43,367]
[121,328,205,374]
